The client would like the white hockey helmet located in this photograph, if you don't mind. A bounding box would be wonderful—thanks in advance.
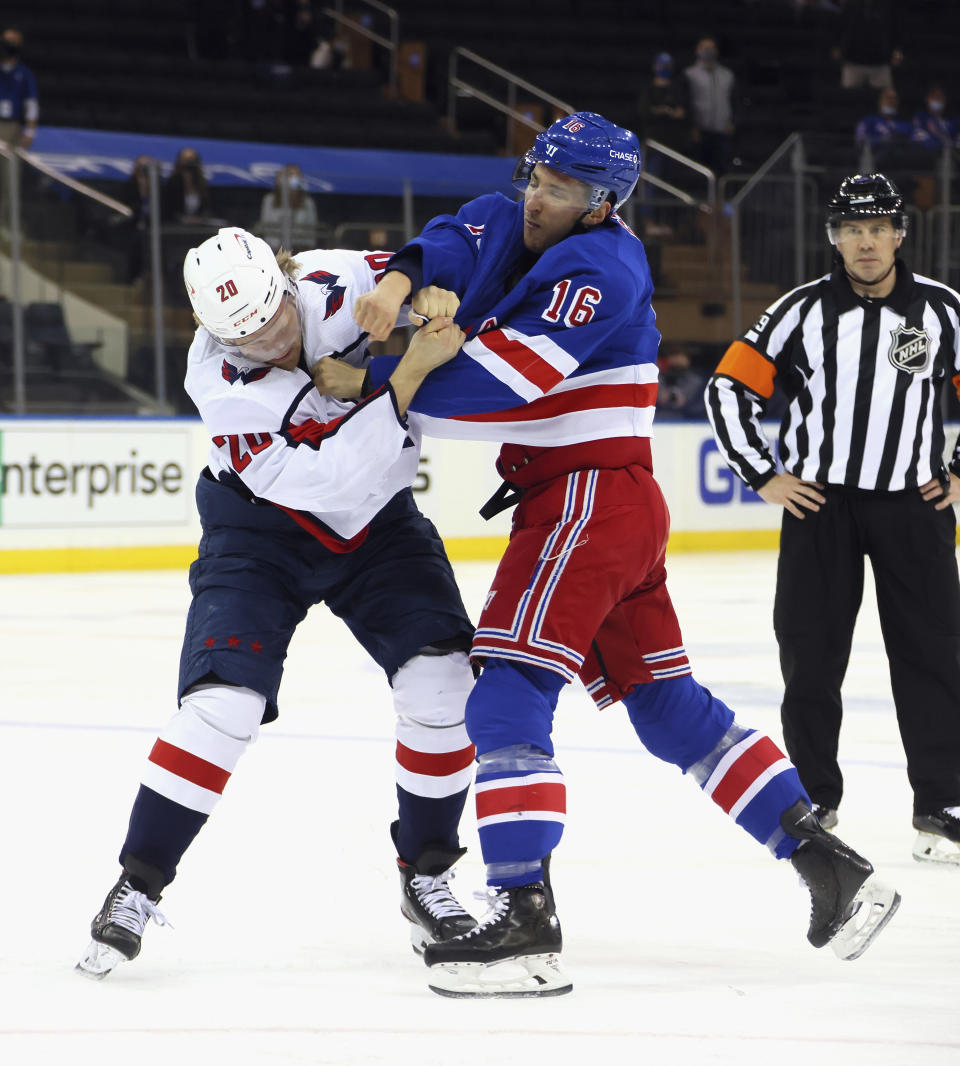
[184,227,288,343]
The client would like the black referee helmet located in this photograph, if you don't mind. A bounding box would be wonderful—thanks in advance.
[826,174,907,243]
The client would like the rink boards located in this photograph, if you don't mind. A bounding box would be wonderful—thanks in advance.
[0,415,851,573]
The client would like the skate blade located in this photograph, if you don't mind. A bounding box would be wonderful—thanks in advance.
[830,875,900,961]
[427,952,572,998]
[75,940,126,980]
[409,924,431,957]
[912,831,960,866]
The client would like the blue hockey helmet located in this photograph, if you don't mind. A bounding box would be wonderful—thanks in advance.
[513,111,641,210]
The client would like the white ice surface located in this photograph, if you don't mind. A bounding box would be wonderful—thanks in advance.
[0,552,957,1065]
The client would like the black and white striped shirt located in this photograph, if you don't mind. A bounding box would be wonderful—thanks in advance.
[706,260,960,492]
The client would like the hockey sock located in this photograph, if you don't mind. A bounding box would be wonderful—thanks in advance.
[475,744,566,889]
[688,723,809,858]
[121,785,207,888]
[625,675,809,858]
[464,658,564,757]
[391,651,475,861]
[394,786,470,860]
[464,660,566,888]
[121,684,265,885]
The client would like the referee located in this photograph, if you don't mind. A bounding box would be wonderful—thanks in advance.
[706,173,960,865]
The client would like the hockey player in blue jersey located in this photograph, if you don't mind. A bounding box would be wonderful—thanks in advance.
[76,230,480,979]
[315,112,901,997]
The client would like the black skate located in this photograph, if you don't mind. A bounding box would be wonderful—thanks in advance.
[912,808,960,865]
[76,865,169,980]
[783,801,900,961]
[396,833,477,954]
[811,803,838,830]
[423,878,571,998]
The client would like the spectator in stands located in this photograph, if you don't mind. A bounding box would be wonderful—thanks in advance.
[855,87,911,160]
[656,344,707,420]
[118,155,154,283]
[161,147,212,225]
[288,0,320,66]
[638,51,688,237]
[911,86,959,152]
[0,27,38,149]
[240,0,288,66]
[639,52,688,152]
[256,163,319,251]
[684,38,735,175]
[309,12,349,70]
[833,0,902,91]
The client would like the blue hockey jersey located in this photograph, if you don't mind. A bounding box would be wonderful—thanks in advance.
[368,193,661,456]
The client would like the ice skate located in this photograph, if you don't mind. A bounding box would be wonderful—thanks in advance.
[811,804,838,830]
[397,835,477,954]
[423,882,571,998]
[76,870,169,980]
[783,801,899,961]
[912,808,960,865]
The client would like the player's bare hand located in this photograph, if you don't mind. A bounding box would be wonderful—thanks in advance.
[353,271,412,341]
[389,317,464,415]
[920,473,960,511]
[409,285,460,324]
[312,356,366,399]
[403,316,465,372]
[757,472,826,519]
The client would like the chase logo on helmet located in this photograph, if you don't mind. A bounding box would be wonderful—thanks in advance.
[887,325,930,374]
[512,111,641,212]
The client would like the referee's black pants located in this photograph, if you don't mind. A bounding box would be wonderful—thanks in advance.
[774,484,960,816]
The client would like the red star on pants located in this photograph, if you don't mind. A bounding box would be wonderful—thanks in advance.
[204,637,216,648]
[226,635,241,648]
[250,641,263,653]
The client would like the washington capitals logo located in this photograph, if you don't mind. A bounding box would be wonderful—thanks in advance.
[221,359,272,385]
[301,270,347,320]
[887,325,930,375]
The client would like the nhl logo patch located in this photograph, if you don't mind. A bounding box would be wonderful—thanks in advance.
[887,325,930,374]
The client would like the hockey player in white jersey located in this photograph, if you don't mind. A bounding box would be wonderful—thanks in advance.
[77,228,479,979]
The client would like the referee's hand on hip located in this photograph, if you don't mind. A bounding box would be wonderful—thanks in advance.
[920,473,960,511]
[757,473,826,519]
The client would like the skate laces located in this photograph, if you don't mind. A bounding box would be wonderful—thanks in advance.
[410,870,468,919]
[458,887,512,939]
[108,881,170,936]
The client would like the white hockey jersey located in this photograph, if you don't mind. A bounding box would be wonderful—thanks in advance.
[184,248,419,545]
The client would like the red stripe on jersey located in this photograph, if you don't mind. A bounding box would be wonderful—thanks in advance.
[479,331,567,394]
[148,738,231,794]
[475,780,566,820]
[451,382,657,424]
[710,736,786,813]
[271,503,369,552]
[395,741,476,777]
[284,416,348,445]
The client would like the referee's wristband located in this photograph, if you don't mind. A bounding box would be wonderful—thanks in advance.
[747,468,777,492]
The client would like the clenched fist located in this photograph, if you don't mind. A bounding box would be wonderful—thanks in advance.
[312,356,366,399]
[409,285,460,324]
[390,316,465,415]
[354,271,411,340]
